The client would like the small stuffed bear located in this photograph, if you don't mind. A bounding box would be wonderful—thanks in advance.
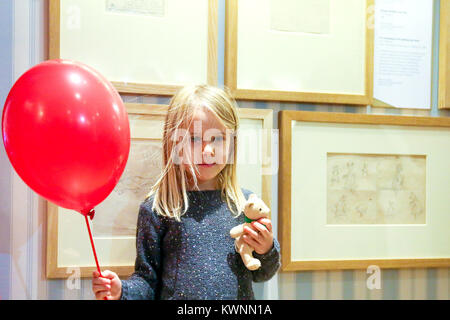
[230,193,270,270]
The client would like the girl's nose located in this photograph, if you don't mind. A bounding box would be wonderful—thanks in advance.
[203,143,215,156]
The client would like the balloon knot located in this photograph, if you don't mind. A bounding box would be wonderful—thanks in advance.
[81,208,95,220]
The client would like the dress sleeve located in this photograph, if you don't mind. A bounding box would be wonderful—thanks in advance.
[251,237,281,282]
[120,199,165,300]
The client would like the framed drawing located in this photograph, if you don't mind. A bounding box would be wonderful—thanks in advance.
[49,0,218,95]
[439,0,450,109]
[278,110,450,271]
[47,104,273,278]
[225,0,374,105]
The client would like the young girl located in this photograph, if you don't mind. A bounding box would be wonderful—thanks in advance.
[91,85,281,300]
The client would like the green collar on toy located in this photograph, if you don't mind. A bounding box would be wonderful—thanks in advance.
[244,216,256,223]
[244,215,268,230]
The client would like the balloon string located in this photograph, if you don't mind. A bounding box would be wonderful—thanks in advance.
[84,213,108,300]
[84,213,102,277]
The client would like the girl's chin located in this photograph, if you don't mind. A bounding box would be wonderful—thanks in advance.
[196,173,217,182]
[196,168,221,181]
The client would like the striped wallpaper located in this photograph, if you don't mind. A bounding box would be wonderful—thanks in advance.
[0,0,448,300]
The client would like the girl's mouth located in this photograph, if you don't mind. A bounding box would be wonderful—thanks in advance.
[198,163,216,168]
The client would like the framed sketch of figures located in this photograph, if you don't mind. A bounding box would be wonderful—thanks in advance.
[278,110,450,271]
[49,0,218,95]
[47,104,273,278]
[439,0,450,109]
[225,0,374,105]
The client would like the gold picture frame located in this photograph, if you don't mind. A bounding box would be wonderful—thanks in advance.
[46,104,273,278]
[278,110,450,271]
[49,0,218,95]
[439,0,450,109]
[225,0,374,105]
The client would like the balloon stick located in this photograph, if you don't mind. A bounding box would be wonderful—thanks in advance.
[83,210,108,300]
[83,210,103,277]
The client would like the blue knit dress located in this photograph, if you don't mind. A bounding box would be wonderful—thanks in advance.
[120,188,281,300]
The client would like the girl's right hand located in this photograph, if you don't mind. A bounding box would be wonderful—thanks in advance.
[92,270,122,300]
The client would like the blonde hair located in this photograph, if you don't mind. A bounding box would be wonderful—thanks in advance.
[146,85,246,221]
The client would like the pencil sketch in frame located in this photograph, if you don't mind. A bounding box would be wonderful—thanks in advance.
[327,153,426,225]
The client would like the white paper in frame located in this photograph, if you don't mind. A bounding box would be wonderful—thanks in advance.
[49,0,218,95]
[225,0,374,105]
[372,0,434,109]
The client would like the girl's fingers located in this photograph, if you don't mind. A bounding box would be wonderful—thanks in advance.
[244,221,274,255]
[242,234,261,248]
[101,270,116,280]
[93,284,111,293]
[256,218,273,233]
[92,269,116,300]
[93,269,116,280]
[251,221,271,238]
[244,226,261,241]
[92,276,111,286]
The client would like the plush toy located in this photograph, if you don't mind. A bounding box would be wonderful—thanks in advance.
[230,193,270,270]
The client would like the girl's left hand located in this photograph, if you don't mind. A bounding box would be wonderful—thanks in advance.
[243,218,273,255]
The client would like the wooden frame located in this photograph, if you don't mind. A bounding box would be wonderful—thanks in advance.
[225,0,374,105]
[439,0,450,109]
[278,110,450,271]
[47,103,273,278]
[49,0,218,95]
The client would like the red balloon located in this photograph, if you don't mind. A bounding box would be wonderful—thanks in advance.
[2,59,130,214]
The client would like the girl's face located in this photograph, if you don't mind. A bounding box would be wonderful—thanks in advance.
[182,106,233,188]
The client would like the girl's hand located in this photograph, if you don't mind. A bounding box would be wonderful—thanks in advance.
[243,218,274,255]
[92,270,122,300]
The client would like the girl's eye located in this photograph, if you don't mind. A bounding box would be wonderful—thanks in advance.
[191,136,201,143]
[212,135,223,143]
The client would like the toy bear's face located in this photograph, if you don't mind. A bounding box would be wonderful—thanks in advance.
[244,194,270,220]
